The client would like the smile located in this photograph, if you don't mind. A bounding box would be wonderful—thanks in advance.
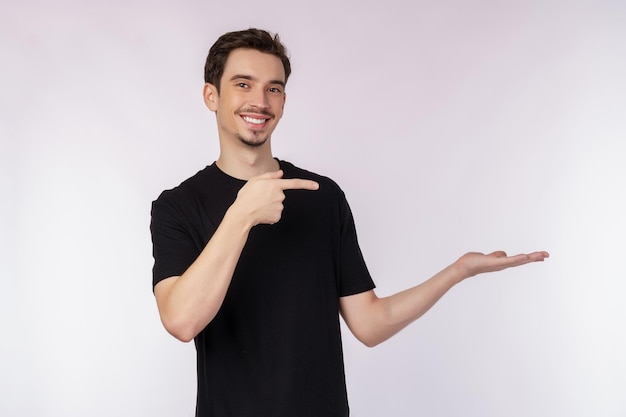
[242,116,268,125]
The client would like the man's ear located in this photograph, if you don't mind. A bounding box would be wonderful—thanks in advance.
[203,83,219,112]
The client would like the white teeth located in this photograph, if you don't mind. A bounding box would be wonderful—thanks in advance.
[242,116,266,125]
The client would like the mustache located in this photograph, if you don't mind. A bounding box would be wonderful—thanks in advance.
[236,108,274,118]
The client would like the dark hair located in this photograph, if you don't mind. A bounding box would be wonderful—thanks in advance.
[204,28,291,92]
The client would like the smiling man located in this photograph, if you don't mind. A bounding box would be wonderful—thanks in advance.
[150,28,548,417]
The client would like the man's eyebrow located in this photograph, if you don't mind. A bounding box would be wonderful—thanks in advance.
[269,79,286,87]
[229,74,255,82]
[229,74,285,87]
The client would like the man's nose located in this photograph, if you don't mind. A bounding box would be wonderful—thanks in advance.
[249,87,269,109]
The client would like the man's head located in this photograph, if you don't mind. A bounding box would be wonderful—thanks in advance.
[203,29,290,149]
[204,28,291,93]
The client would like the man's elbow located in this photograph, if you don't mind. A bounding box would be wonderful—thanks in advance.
[353,329,387,348]
[160,314,198,343]
[361,338,381,348]
[168,328,195,343]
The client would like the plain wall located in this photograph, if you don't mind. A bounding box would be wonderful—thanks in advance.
[2,0,625,416]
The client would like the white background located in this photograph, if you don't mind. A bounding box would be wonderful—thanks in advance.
[2,0,625,416]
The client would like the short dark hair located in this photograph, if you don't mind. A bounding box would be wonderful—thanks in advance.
[204,28,291,92]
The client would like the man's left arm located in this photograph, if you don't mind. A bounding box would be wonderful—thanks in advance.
[339,250,549,347]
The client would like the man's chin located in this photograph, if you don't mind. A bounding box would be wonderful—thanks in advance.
[237,134,269,148]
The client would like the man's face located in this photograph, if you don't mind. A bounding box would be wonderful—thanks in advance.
[206,48,286,148]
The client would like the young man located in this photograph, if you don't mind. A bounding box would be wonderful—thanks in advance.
[150,28,548,417]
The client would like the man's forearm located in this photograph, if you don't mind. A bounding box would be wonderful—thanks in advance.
[377,263,461,342]
[341,263,462,347]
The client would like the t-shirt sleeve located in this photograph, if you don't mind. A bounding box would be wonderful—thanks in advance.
[150,194,201,288]
[337,192,376,297]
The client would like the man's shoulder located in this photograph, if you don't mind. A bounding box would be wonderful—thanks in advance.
[152,164,218,206]
[279,160,342,194]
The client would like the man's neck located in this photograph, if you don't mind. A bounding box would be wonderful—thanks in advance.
[216,148,279,180]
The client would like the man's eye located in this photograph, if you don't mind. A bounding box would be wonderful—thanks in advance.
[237,82,249,88]
[268,87,282,93]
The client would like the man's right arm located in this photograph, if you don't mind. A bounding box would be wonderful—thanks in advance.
[153,170,319,342]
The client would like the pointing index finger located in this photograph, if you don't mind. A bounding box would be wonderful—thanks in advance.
[279,178,319,191]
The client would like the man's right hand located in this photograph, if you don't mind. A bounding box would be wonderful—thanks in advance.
[233,170,319,227]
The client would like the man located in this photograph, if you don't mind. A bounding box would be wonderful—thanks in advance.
[150,28,548,417]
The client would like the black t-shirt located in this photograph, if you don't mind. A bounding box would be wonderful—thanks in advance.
[151,160,375,417]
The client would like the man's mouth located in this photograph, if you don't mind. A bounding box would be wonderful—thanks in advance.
[241,115,268,125]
